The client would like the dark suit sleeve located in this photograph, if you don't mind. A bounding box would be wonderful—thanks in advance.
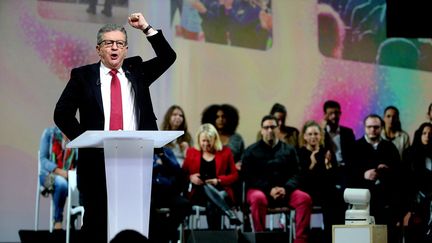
[54,68,86,141]
[283,146,301,195]
[341,127,356,165]
[241,148,271,194]
[138,30,176,86]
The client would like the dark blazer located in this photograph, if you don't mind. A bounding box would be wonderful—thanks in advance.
[242,140,301,197]
[324,125,356,165]
[350,137,401,193]
[182,146,239,202]
[54,31,176,141]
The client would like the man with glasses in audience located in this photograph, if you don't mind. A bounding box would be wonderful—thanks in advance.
[54,12,176,242]
[350,114,402,243]
[242,115,312,243]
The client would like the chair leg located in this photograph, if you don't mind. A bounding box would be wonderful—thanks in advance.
[289,210,295,243]
[249,213,255,232]
[194,208,200,229]
[66,197,71,243]
[281,213,287,232]
[49,196,54,232]
[177,223,184,243]
[269,214,274,231]
[34,189,40,231]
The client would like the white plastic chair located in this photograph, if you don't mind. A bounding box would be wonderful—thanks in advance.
[34,150,55,232]
[260,207,296,243]
[66,170,84,243]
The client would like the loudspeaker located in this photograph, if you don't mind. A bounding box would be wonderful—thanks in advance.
[238,232,290,243]
[185,230,238,243]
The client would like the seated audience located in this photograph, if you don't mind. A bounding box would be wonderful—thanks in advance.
[182,123,241,229]
[39,125,78,230]
[242,115,312,243]
[161,105,193,166]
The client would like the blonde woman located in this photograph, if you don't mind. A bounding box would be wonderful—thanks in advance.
[182,123,241,229]
[298,120,343,243]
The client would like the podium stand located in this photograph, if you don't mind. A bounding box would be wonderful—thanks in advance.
[67,130,184,242]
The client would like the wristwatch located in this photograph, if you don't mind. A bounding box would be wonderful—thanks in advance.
[142,25,152,35]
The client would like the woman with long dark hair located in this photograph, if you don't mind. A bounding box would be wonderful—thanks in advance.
[161,105,193,165]
[381,106,410,159]
[402,122,432,242]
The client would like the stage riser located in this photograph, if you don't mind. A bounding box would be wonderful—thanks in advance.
[20,230,301,243]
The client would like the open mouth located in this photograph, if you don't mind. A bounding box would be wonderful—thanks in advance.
[111,53,118,60]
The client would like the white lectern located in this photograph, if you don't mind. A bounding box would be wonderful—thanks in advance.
[67,130,184,242]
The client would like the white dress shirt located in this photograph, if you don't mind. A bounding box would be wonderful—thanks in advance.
[100,63,136,131]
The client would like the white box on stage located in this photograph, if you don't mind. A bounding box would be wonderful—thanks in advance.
[67,130,184,242]
[332,224,387,243]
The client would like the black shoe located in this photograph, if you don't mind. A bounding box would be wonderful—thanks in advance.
[101,9,112,17]
[225,210,242,226]
[86,7,96,14]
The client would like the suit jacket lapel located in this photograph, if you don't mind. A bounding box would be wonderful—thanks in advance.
[123,62,141,126]
[124,68,138,94]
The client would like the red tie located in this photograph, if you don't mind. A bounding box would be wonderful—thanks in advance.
[109,69,123,130]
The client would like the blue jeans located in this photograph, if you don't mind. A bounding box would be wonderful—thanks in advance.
[40,174,68,223]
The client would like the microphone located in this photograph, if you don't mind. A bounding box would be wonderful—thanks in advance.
[125,70,131,80]
[96,79,101,86]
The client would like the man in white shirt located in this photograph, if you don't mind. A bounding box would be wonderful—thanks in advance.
[54,12,176,242]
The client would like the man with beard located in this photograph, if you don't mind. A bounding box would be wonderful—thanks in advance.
[242,115,312,243]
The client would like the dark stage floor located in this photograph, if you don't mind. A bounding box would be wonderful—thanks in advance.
[18,228,325,243]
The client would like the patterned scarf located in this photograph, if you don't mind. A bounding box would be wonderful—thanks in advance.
[51,129,77,170]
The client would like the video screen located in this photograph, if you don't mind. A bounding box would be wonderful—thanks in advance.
[318,0,432,72]
[37,0,129,24]
[171,0,273,51]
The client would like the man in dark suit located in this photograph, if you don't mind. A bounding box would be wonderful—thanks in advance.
[321,100,356,233]
[350,114,402,243]
[54,12,176,242]
[322,100,356,188]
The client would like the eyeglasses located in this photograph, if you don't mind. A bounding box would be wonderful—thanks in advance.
[262,125,277,130]
[99,40,127,48]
